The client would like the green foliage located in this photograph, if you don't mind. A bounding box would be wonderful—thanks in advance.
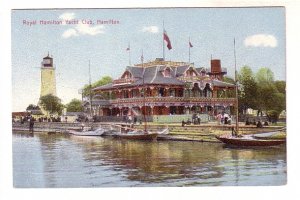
[237,66,285,121]
[256,67,275,84]
[39,94,64,115]
[26,104,40,111]
[238,66,258,111]
[223,76,235,84]
[66,99,83,112]
[274,80,286,94]
[82,76,113,97]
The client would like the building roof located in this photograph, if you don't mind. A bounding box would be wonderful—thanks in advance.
[93,60,234,91]
[12,112,28,117]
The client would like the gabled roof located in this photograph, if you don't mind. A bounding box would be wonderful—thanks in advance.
[125,66,144,78]
[174,65,190,76]
[93,65,185,91]
[195,67,206,73]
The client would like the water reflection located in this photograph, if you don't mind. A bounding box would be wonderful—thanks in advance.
[13,132,286,187]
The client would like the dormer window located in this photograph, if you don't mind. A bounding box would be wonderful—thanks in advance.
[164,67,171,77]
[185,67,197,77]
[121,71,132,79]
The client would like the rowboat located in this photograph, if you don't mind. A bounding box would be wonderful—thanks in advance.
[114,130,158,140]
[69,127,106,136]
[111,126,168,141]
[215,134,286,147]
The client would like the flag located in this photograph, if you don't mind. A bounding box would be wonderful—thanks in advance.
[163,30,172,50]
[189,41,193,48]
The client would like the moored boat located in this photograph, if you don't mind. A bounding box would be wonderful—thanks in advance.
[215,134,286,147]
[114,130,158,140]
[69,127,106,136]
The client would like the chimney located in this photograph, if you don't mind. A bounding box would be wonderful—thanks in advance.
[211,59,221,73]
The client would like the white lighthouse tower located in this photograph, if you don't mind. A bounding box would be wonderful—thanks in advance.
[40,53,56,97]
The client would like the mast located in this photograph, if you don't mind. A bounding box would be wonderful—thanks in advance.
[88,60,93,118]
[189,37,191,63]
[163,21,165,61]
[141,50,147,133]
[128,42,131,66]
[234,38,239,134]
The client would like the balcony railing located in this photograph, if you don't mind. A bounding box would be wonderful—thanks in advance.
[109,96,235,107]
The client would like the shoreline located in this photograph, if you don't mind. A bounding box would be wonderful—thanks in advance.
[12,122,284,143]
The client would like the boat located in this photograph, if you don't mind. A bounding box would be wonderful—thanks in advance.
[215,134,285,147]
[215,39,286,147]
[110,124,169,140]
[114,130,158,140]
[69,127,106,136]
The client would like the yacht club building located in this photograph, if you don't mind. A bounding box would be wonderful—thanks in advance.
[87,58,236,118]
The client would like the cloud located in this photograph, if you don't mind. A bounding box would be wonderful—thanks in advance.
[75,23,105,36]
[59,12,76,21]
[244,34,277,48]
[141,26,159,33]
[62,28,78,38]
[62,24,105,38]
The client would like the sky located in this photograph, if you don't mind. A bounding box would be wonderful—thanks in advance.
[11,7,286,112]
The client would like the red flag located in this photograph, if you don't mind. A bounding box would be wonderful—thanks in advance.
[189,41,193,48]
[163,31,172,50]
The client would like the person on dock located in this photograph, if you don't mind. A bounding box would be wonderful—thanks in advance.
[231,127,237,137]
[257,120,263,128]
[29,117,34,133]
[216,113,222,125]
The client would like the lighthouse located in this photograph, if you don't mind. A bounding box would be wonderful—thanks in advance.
[40,53,56,97]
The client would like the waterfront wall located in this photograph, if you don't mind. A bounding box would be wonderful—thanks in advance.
[152,114,209,123]
[95,114,210,123]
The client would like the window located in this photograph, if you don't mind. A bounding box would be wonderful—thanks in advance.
[164,67,171,77]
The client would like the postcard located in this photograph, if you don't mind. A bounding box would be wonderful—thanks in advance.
[2,1,299,200]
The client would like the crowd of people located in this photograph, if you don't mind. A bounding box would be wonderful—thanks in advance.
[215,112,232,125]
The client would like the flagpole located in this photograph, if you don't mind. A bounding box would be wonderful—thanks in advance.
[189,37,191,63]
[88,60,92,118]
[127,42,131,66]
[141,49,147,132]
[234,38,239,135]
[163,21,165,61]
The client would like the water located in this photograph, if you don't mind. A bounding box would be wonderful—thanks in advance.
[13,132,287,187]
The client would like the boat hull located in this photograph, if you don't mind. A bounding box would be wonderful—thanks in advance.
[69,128,105,136]
[114,133,158,141]
[216,135,286,147]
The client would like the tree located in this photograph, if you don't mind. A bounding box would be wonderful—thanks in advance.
[66,99,83,112]
[222,76,235,98]
[26,104,40,111]
[237,66,258,113]
[255,68,285,121]
[274,80,286,94]
[256,67,274,84]
[235,66,286,122]
[39,94,64,116]
[82,76,113,97]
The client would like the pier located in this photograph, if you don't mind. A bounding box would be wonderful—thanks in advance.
[12,122,284,142]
